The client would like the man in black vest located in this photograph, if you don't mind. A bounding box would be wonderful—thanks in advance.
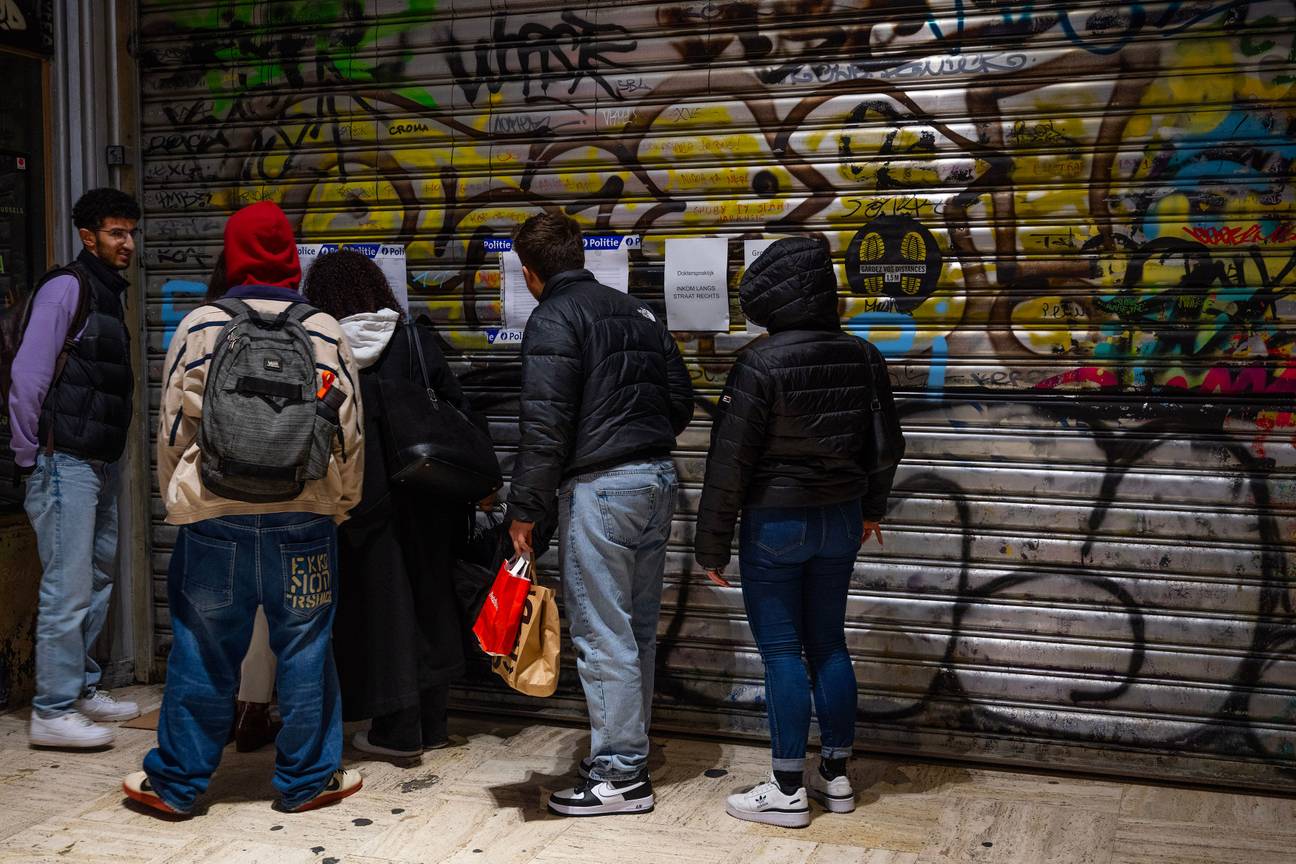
[8,188,141,748]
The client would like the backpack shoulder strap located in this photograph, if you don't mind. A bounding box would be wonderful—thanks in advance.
[210,298,250,320]
[17,265,88,346]
[59,262,93,340]
[285,303,323,326]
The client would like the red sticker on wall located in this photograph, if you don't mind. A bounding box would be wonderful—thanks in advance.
[15,157,26,170]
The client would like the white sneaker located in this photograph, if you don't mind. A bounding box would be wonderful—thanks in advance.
[724,776,810,828]
[806,765,855,813]
[75,690,140,723]
[30,711,116,749]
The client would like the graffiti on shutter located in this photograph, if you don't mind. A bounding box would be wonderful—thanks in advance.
[137,0,1296,788]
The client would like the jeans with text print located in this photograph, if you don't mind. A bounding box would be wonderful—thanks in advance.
[24,452,119,718]
[143,513,341,813]
[739,498,862,776]
[559,459,677,782]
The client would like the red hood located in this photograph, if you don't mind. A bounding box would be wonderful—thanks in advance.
[223,201,301,289]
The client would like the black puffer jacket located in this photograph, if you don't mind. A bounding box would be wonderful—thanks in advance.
[506,269,694,524]
[694,237,902,569]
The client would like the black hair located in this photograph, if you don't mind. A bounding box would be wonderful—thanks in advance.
[203,252,227,304]
[512,212,584,283]
[302,248,400,320]
[72,188,141,230]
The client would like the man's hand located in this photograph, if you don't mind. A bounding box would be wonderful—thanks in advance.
[705,567,732,588]
[478,491,498,511]
[509,520,535,558]
[862,520,883,546]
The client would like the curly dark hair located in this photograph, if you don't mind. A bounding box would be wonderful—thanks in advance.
[71,188,141,230]
[302,248,400,320]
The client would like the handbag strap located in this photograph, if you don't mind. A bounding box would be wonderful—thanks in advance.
[853,336,882,411]
[405,314,439,405]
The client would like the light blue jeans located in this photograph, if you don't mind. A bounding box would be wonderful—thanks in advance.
[559,458,677,782]
[23,452,119,718]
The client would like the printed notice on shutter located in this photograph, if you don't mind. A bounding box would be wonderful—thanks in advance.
[299,243,409,310]
[664,238,730,332]
[499,235,634,330]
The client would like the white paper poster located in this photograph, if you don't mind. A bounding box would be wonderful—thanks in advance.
[499,235,635,330]
[664,237,730,332]
[742,239,782,334]
[501,251,536,330]
[298,243,409,310]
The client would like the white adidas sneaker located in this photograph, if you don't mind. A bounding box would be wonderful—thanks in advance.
[724,776,810,828]
[806,764,855,813]
[75,690,140,723]
[30,711,116,749]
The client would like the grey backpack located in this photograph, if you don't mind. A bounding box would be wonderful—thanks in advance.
[199,298,342,502]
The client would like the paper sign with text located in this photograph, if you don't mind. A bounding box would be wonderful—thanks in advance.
[664,238,730,332]
[500,235,635,329]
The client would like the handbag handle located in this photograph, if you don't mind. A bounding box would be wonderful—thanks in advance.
[405,313,439,405]
[507,555,531,582]
[854,337,882,411]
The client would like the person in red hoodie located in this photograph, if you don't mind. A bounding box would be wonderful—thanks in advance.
[122,202,364,817]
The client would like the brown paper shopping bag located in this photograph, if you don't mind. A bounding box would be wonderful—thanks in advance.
[490,582,560,697]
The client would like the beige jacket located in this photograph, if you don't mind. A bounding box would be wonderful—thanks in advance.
[157,299,364,525]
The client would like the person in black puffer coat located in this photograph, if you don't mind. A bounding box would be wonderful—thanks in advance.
[695,236,904,828]
[504,213,693,818]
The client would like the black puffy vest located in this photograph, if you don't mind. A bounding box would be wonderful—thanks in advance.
[36,255,134,463]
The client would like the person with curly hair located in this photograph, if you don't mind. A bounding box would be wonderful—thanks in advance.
[9,188,143,749]
[304,249,480,757]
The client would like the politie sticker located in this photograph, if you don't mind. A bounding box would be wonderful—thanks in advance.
[486,328,525,345]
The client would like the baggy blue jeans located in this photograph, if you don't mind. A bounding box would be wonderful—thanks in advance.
[559,459,678,782]
[143,513,342,813]
[24,452,119,718]
[739,498,862,775]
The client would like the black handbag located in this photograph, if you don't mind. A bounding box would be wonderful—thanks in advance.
[453,509,511,625]
[378,316,503,501]
[858,339,906,473]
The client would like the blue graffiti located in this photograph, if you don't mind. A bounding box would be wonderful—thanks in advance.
[160,279,207,344]
[845,309,948,395]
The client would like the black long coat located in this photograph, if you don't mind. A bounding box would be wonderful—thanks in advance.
[332,318,475,721]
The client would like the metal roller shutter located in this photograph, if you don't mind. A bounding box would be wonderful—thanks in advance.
[135,0,1296,789]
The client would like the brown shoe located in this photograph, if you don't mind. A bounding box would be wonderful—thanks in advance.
[234,701,280,752]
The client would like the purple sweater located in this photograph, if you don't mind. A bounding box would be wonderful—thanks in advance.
[8,275,86,468]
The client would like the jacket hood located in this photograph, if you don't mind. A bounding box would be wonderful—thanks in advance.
[739,237,840,332]
[340,308,400,369]
[223,201,301,290]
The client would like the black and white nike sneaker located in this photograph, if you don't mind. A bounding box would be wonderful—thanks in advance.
[547,773,655,816]
[576,757,594,779]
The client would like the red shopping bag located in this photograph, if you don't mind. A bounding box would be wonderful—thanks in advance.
[472,556,532,656]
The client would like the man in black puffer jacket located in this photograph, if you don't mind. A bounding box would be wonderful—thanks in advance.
[694,236,904,828]
[505,214,693,818]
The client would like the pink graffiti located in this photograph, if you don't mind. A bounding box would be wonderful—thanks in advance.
[1034,367,1119,390]
[1163,366,1296,396]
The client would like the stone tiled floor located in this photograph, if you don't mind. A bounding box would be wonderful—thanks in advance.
[0,684,1291,863]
